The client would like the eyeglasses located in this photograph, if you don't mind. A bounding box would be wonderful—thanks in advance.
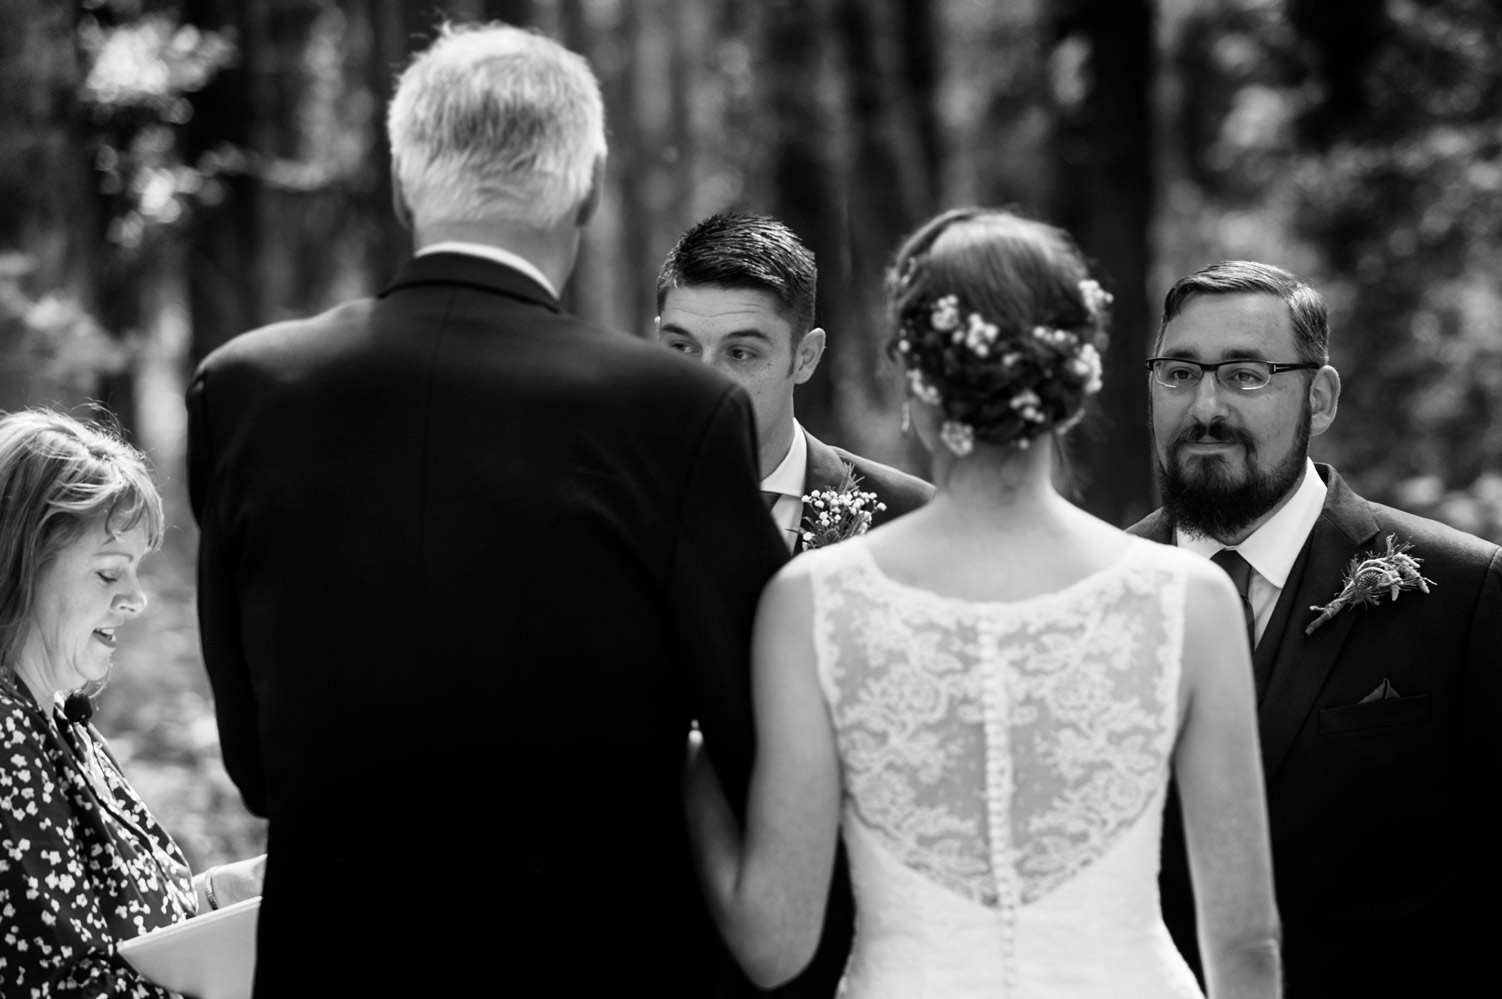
[1144,357,1320,391]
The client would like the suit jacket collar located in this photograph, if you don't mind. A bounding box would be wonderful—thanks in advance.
[803,429,852,495]
[1254,463,1381,782]
[1130,464,1382,781]
[380,252,561,313]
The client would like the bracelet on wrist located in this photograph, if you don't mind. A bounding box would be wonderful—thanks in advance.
[204,866,221,911]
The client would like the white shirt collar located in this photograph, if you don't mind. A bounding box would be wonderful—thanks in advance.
[1176,458,1327,587]
[416,241,559,299]
[760,421,808,499]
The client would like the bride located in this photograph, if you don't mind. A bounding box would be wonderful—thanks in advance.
[684,208,1280,998]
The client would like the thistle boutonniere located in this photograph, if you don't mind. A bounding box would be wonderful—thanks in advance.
[1304,534,1435,635]
[799,463,886,550]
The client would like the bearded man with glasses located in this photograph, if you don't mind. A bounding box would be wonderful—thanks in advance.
[1128,260,1502,999]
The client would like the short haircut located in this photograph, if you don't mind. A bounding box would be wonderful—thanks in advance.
[0,409,163,674]
[655,213,818,337]
[387,22,607,229]
[1158,260,1330,365]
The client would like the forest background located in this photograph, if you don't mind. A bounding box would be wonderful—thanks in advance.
[2,0,1501,867]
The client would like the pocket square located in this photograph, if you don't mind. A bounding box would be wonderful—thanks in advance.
[1359,678,1402,703]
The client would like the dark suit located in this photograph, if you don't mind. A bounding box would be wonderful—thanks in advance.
[187,252,788,997]
[777,430,933,998]
[1129,463,1501,997]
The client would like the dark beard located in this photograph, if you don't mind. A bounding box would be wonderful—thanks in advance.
[1157,412,1311,541]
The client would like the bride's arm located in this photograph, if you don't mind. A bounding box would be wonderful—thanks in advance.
[1175,564,1282,999]
[684,562,842,988]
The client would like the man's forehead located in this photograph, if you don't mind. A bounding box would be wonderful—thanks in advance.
[1160,292,1296,357]
[660,284,795,336]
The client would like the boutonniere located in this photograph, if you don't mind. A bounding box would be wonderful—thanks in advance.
[1305,534,1435,635]
[799,463,886,550]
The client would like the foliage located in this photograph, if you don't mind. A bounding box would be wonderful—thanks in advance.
[1161,0,1502,543]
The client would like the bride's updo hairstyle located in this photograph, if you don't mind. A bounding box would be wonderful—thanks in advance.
[887,208,1112,456]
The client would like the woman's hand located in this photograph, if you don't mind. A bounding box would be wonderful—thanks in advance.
[196,854,267,912]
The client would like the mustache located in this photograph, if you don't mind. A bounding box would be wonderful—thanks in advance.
[1171,419,1255,451]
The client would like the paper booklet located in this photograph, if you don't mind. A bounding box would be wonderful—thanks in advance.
[118,895,260,999]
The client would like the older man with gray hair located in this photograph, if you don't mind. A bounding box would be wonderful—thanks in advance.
[188,23,785,997]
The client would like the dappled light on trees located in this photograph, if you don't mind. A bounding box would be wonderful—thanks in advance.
[1,0,1500,869]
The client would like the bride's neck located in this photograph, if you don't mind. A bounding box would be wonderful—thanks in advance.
[931,436,1061,522]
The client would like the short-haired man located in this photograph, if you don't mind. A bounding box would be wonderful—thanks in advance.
[657,213,934,553]
[655,212,933,997]
[1129,260,1501,998]
[188,25,786,997]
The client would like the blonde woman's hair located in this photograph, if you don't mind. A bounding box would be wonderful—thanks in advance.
[0,409,163,673]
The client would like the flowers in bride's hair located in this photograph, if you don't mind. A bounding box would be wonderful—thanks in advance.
[800,462,887,550]
[963,313,1000,358]
[940,420,975,456]
[1010,388,1046,425]
[1031,325,1075,349]
[930,294,961,333]
[906,368,942,405]
[1069,343,1104,395]
[1304,535,1435,635]
[1079,279,1113,320]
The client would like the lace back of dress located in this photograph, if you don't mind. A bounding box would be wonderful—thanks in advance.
[808,539,1188,908]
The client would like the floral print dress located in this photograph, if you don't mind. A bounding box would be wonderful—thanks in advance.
[1,683,196,998]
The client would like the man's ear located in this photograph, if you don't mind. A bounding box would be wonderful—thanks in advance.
[574,153,607,228]
[1309,364,1341,437]
[792,328,826,384]
[391,178,412,231]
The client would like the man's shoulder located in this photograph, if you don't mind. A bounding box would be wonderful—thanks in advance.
[1126,507,1174,543]
[197,298,376,378]
[826,442,935,517]
[1358,496,1502,576]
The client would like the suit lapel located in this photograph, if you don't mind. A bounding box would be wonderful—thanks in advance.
[1255,466,1380,783]
[797,431,853,556]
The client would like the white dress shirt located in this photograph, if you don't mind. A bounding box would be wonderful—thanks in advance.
[760,423,809,552]
[1176,458,1327,645]
[416,241,559,300]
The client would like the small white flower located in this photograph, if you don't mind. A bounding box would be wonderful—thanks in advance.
[940,420,975,456]
[1079,279,1113,319]
[1071,343,1104,394]
[930,295,961,332]
[906,369,942,405]
[1010,388,1042,411]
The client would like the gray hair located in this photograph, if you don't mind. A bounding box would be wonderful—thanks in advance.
[387,23,607,229]
[0,409,163,675]
[1157,260,1330,366]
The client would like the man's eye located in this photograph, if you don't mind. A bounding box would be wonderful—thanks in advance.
[1227,366,1262,385]
[1164,364,1196,382]
[667,341,697,354]
[729,348,756,361]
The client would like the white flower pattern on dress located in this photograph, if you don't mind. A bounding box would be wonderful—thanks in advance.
[1,684,195,998]
[808,538,1186,912]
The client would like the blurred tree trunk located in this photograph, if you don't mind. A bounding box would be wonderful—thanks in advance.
[183,0,267,365]
[1050,0,1154,525]
[764,0,845,440]
[0,0,101,414]
[831,0,939,460]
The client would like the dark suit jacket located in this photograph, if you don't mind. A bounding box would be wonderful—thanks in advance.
[775,431,933,999]
[187,253,789,998]
[1129,463,1502,997]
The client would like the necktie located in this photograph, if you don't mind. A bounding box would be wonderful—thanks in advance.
[1210,548,1257,655]
[761,490,781,511]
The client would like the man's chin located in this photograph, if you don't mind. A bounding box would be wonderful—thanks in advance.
[1174,452,1247,491]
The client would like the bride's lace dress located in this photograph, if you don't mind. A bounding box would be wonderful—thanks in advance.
[809,537,1204,999]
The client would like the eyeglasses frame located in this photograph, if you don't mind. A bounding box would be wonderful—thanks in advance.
[1143,357,1322,392]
